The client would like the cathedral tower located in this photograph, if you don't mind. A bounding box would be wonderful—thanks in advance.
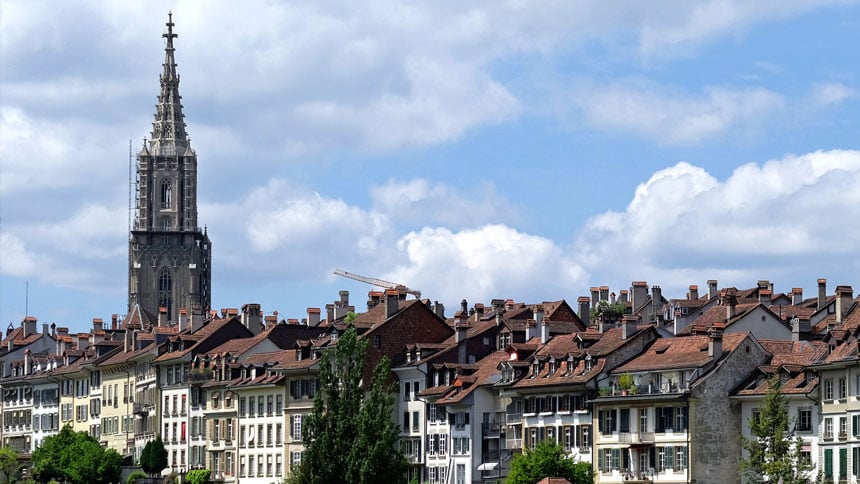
[129,14,211,322]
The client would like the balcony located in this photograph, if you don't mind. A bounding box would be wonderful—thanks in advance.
[133,403,150,415]
[406,453,422,464]
[482,421,504,437]
[618,432,655,444]
[506,412,523,423]
[506,438,522,450]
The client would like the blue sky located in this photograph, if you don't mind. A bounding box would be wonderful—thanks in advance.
[1,1,858,333]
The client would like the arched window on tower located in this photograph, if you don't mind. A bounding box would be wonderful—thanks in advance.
[161,180,172,208]
[158,268,173,319]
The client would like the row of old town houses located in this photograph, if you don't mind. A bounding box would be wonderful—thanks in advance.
[1,278,859,484]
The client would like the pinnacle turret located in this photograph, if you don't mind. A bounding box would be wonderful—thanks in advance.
[147,12,190,156]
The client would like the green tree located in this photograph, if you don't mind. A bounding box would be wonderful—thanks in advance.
[185,469,211,484]
[140,436,168,476]
[0,447,18,483]
[740,374,812,484]
[507,441,594,484]
[289,326,408,484]
[31,424,122,484]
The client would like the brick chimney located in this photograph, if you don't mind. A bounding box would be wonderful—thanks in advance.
[307,308,321,327]
[688,285,699,301]
[474,303,485,322]
[577,296,591,326]
[599,286,609,302]
[590,287,600,306]
[111,314,118,330]
[707,280,718,300]
[326,304,335,324]
[818,278,827,310]
[836,286,854,323]
[759,289,772,306]
[791,288,803,306]
[385,289,400,318]
[708,324,724,360]
[92,318,103,333]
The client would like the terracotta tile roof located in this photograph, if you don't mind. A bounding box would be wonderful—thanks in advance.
[435,351,510,405]
[614,332,749,373]
[758,339,828,367]
[734,368,819,397]
[512,355,606,390]
[227,372,286,388]
[583,326,649,358]
[349,299,424,328]
[822,340,860,364]
[121,304,156,330]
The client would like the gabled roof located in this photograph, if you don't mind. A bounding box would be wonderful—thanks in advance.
[434,351,510,405]
[614,332,750,373]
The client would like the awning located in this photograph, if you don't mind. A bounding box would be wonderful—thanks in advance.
[477,462,498,471]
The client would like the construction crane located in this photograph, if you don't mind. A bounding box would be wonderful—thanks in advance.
[333,269,422,299]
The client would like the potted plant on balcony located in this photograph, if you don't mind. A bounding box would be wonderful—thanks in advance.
[618,374,634,396]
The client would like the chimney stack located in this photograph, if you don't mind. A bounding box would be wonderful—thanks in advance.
[818,278,827,310]
[621,315,637,340]
[590,287,600,306]
[618,290,629,304]
[836,286,854,323]
[22,316,37,338]
[759,290,772,306]
[651,286,662,324]
[326,304,335,324]
[791,317,811,342]
[241,304,263,335]
[474,303,485,322]
[725,291,737,320]
[340,290,350,306]
[707,280,718,300]
[536,308,548,344]
[307,308,321,327]
[610,292,616,305]
[577,297,590,326]
[792,288,803,306]
[708,324,724,360]
[367,291,382,310]
[385,289,400,318]
[158,307,167,327]
[178,308,188,332]
[92,318,103,333]
[434,301,445,319]
[599,286,609,302]
[631,281,648,312]
[42,323,49,337]
[688,285,699,301]
[111,314,118,330]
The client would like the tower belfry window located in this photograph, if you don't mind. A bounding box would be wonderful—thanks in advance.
[158,268,174,318]
[161,180,172,208]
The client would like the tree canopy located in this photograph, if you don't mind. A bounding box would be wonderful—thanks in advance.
[289,326,408,484]
[740,374,813,484]
[185,469,211,484]
[0,447,19,483]
[140,436,168,476]
[507,441,594,484]
[31,425,123,484]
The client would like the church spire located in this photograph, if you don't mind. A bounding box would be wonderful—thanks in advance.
[148,12,190,155]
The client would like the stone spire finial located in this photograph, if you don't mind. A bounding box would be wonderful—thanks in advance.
[148,11,189,155]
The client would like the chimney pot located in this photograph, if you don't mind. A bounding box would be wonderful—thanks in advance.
[707,280,718,300]
[818,278,827,310]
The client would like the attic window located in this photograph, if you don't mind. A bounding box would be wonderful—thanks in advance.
[548,360,557,377]
[532,360,540,379]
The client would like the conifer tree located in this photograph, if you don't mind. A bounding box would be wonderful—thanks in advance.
[289,326,407,484]
[740,374,812,484]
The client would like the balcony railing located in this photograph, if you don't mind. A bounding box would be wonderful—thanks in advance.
[482,422,504,436]
[406,453,422,464]
[506,438,522,450]
[506,412,523,422]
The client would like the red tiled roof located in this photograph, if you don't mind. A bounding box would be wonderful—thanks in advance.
[614,332,749,373]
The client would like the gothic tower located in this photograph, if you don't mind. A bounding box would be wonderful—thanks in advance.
[129,14,211,322]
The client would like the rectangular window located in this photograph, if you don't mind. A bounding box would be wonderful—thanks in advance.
[825,418,834,439]
[276,423,283,445]
[840,416,848,437]
[267,395,273,415]
[276,394,283,415]
[240,397,246,416]
[840,378,847,399]
[824,379,834,400]
[249,397,255,417]
[798,408,812,432]
[249,456,255,477]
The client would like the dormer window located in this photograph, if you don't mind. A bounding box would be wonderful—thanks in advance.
[584,355,593,373]
[295,349,302,361]
[548,359,557,377]
[532,360,540,379]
